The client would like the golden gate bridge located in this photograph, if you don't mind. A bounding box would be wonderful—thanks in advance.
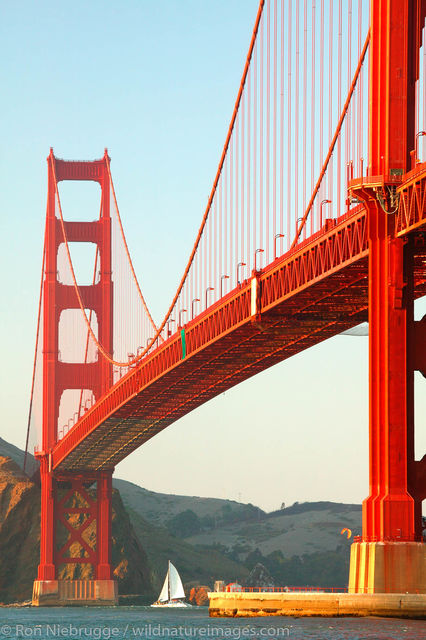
[24,0,425,605]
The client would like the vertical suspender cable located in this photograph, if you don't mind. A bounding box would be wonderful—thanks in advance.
[295,1,300,234]
[254,43,258,256]
[241,85,245,266]
[346,0,352,204]
[303,0,307,237]
[328,0,333,208]
[247,66,251,265]
[319,0,324,228]
[280,0,284,249]
[259,13,264,254]
[287,0,292,249]
[311,0,316,235]
[423,23,426,150]
[273,0,278,250]
[266,0,271,261]
[337,0,342,215]
[230,128,234,288]
[358,0,363,173]
[235,113,239,278]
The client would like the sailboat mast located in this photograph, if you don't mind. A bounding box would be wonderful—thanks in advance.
[168,561,170,601]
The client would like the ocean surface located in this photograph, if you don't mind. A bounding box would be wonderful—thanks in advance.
[0,607,424,640]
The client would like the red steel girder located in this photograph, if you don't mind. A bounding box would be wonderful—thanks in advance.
[52,206,371,471]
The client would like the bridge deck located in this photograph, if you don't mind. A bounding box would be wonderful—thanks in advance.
[51,191,426,472]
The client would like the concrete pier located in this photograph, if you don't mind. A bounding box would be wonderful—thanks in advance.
[208,592,426,619]
[32,580,118,606]
[348,541,425,594]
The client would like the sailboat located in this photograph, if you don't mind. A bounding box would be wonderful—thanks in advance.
[151,560,192,608]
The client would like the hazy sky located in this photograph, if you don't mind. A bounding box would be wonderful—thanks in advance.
[0,1,424,516]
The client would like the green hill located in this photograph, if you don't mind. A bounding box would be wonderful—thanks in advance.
[185,501,361,559]
[113,478,264,531]
[5,439,362,590]
[1,440,249,593]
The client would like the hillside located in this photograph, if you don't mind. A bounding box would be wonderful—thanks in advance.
[185,502,361,558]
[113,477,361,562]
[0,437,38,476]
[113,478,264,528]
[0,440,249,594]
[113,478,361,587]
[115,482,360,588]
[3,439,362,590]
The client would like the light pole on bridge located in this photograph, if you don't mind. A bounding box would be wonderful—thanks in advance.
[274,233,285,260]
[205,287,214,309]
[320,199,332,227]
[237,262,246,285]
[179,309,187,327]
[220,275,230,298]
[254,248,264,273]
[166,318,175,337]
[191,298,200,319]
[414,130,426,165]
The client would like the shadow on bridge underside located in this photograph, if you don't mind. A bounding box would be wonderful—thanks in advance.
[51,189,426,473]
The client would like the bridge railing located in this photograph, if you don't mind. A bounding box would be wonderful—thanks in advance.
[231,586,348,593]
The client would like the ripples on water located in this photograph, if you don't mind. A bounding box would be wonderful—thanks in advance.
[0,607,424,640]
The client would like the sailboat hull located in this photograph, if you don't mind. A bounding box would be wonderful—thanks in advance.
[151,601,192,608]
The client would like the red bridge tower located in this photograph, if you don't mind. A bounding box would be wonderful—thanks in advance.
[348,0,426,593]
[33,150,117,606]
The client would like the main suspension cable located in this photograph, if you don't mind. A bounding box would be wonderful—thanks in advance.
[24,227,46,473]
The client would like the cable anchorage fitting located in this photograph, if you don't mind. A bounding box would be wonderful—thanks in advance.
[373,184,400,215]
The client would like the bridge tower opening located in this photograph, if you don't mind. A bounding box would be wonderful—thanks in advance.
[32,150,117,606]
[348,0,426,594]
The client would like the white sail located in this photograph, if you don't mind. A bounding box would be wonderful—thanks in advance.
[158,569,170,602]
[169,561,185,600]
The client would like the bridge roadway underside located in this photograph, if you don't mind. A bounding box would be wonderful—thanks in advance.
[52,213,426,472]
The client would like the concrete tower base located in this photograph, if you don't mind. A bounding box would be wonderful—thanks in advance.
[348,541,425,594]
[32,580,118,606]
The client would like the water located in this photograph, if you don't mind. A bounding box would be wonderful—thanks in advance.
[0,607,424,640]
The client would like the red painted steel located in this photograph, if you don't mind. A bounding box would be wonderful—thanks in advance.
[96,471,113,580]
[55,476,98,570]
[50,202,425,474]
[37,151,114,581]
[50,206,368,471]
[32,0,426,593]
[348,0,426,543]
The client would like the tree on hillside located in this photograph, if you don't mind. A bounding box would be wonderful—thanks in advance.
[166,510,201,538]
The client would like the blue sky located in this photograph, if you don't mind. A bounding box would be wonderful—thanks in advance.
[0,1,424,514]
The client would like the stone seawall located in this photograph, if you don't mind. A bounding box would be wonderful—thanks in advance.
[208,592,426,619]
